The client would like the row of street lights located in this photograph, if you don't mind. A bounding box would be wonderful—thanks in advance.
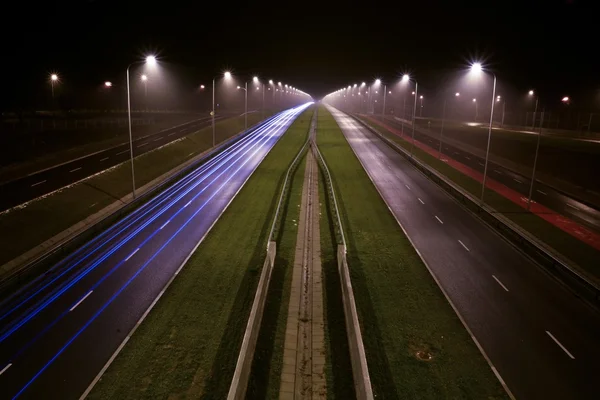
[324,62,560,211]
[47,56,311,200]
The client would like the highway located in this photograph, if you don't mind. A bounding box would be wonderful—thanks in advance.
[330,107,600,400]
[0,103,310,399]
[377,116,600,232]
[0,114,230,213]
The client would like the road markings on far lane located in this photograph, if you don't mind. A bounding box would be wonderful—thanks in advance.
[405,184,411,190]
[0,363,12,376]
[69,290,93,312]
[69,167,82,173]
[435,216,444,224]
[546,331,575,359]
[100,157,109,162]
[493,169,502,174]
[160,220,170,230]
[153,137,163,142]
[458,240,470,252]
[167,132,177,136]
[116,150,129,155]
[537,189,547,195]
[137,142,149,148]
[479,162,484,166]
[513,178,523,184]
[125,248,139,262]
[566,203,580,211]
[492,275,509,291]
[418,198,425,205]
[89,203,97,208]
[31,180,46,187]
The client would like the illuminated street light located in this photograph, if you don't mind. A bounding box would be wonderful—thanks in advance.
[224,71,232,79]
[562,96,570,103]
[455,92,460,97]
[361,82,366,86]
[104,81,112,87]
[49,73,59,99]
[141,74,148,81]
[402,74,410,82]
[469,61,497,204]
[528,90,539,129]
[200,84,205,89]
[126,55,158,199]
[473,98,478,120]
[375,79,381,85]
[400,73,419,156]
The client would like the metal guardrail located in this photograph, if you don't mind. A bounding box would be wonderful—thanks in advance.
[227,110,313,400]
[354,116,600,305]
[0,114,281,296]
[311,109,374,400]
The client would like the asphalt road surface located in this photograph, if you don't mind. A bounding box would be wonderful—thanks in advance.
[0,103,311,399]
[0,114,230,213]
[379,116,600,232]
[330,107,600,400]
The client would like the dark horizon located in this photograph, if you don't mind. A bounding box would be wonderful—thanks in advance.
[2,0,597,110]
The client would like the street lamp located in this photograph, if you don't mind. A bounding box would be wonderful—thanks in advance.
[237,83,248,129]
[419,95,424,117]
[104,81,112,87]
[469,61,497,204]
[472,98,478,120]
[212,71,232,147]
[528,90,539,129]
[126,55,157,199]
[50,73,59,99]
[401,74,419,157]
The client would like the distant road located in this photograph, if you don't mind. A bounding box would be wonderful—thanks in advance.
[0,115,227,213]
[0,105,309,399]
[375,116,600,232]
[333,107,600,400]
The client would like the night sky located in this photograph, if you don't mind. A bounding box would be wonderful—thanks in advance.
[1,0,596,110]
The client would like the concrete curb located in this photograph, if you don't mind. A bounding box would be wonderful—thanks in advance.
[0,116,272,292]
[354,116,600,305]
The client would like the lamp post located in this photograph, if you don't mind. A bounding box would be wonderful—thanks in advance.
[402,74,418,157]
[213,71,232,148]
[472,98,478,120]
[141,74,148,110]
[237,82,248,130]
[528,90,539,129]
[50,73,58,99]
[126,55,157,199]
[469,62,497,204]
[439,92,460,159]
[527,111,545,210]
[419,95,424,117]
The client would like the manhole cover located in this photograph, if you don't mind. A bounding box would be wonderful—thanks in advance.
[415,350,433,361]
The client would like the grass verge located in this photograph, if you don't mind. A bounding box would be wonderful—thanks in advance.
[0,113,267,267]
[362,117,600,285]
[318,106,507,399]
[246,148,307,399]
[87,107,313,399]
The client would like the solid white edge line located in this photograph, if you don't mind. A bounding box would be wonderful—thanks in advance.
[418,198,425,205]
[79,107,306,400]
[0,363,12,376]
[69,290,94,312]
[492,275,509,292]
[458,240,470,252]
[70,167,82,173]
[545,331,575,359]
[31,180,46,187]
[184,200,191,208]
[435,215,444,224]
[159,220,170,230]
[566,203,579,211]
[333,108,516,400]
[125,248,139,262]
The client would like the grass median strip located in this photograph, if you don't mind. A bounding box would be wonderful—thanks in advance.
[318,106,507,399]
[361,117,600,284]
[0,113,267,268]
[87,107,313,400]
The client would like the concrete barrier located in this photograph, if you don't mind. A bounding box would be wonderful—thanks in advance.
[227,241,276,400]
[354,116,600,306]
